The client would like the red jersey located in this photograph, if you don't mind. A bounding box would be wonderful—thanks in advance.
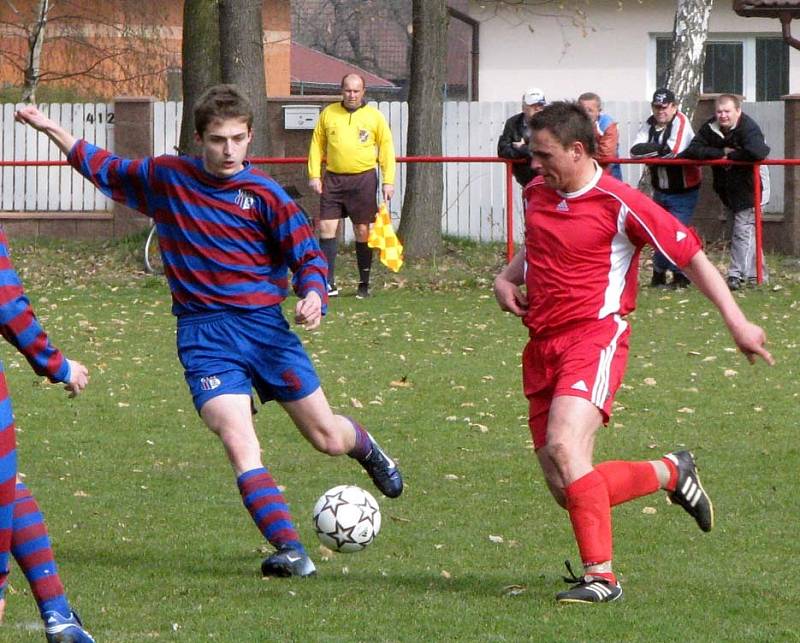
[522,165,702,337]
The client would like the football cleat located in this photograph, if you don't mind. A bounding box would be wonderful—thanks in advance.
[355,284,370,299]
[327,282,339,297]
[261,546,317,578]
[556,561,622,604]
[361,433,403,498]
[43,610,95,643]
[665,450,714,532]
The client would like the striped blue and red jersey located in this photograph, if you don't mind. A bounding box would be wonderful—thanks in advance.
[0,229,69,384]
[68,141,328,317]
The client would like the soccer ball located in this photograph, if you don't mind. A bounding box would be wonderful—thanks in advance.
[312,485,381,553]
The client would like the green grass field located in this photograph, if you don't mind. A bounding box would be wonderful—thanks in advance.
[1,236,798,641]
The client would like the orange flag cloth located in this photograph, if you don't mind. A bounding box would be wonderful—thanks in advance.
[367,202,404,272]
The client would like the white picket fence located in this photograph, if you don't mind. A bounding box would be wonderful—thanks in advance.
[0,100,785,242]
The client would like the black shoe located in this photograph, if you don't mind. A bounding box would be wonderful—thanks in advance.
[327,282,339,297]
[556,561,622,604]
[727,276,741,291]
[361,432,403,498]
[650,271,668,288]
[671,273,691,289]
[664,450,714,532]
[261,546,317,577]
[355,283,370,299]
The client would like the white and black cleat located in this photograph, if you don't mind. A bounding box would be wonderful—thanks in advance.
[556,562,622,604]
[665,450,714,532]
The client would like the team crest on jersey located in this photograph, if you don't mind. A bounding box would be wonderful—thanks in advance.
[556,199,569,212]
[235,189,255,210]
[359,128,369,143]
[200,375,221,391]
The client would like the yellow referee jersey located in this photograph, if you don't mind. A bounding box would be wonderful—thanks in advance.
[307,102,396,184]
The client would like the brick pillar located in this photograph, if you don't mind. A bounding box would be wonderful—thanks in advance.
[111,97,154,239]
[690,95,726,244]
[783,94,800,256]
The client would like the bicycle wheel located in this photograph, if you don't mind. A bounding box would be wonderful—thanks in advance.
[143,223,164,275]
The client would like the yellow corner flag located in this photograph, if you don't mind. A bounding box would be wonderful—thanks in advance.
[367,202,404,272]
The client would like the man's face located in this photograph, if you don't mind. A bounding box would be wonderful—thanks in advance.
[523,103,544,120]
[530,128,583,192]
[195,117,252,178]
[651,102,677,125]
[341,76,366,110]
[715,99,741,130]
[578,99,600,123]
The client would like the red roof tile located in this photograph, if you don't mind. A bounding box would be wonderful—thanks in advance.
[291,42,397,88]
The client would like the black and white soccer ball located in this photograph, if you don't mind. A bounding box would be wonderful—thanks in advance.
[312,485,382,553]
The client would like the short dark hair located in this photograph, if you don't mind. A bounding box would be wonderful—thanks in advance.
[341,73,366,90]
[577,91,602,107]
[529,101,596,155]
[716,93,742,110]
[193,84,254,137]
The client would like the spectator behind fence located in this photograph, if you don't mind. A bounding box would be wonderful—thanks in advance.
[497,87,547,189]
[630,88,701,289]
[307,73,396,300]
[682,94,770,290]
[578,92,622,180]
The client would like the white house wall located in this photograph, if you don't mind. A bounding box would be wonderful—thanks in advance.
[470,0,800,103]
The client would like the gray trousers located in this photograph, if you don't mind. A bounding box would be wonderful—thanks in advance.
[728,207,768,281]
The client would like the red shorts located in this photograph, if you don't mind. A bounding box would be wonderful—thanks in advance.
[523,315,630,450]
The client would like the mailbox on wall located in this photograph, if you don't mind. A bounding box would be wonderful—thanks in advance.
[283,105,320,130]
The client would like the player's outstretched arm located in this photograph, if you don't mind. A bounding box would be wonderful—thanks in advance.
[295,290,323,331]
[493,250,528,317]
[682,251,775,366]
[14,105,76,155]
[64,359,89,398]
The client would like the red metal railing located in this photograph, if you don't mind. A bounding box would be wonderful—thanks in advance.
[2,155,796,283]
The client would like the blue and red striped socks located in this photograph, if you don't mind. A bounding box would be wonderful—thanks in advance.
[11,482,70,617]
[0,378,19,599]
[346,417,372,461]
[237,468,305,555]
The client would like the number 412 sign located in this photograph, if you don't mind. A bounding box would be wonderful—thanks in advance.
[85,112,115,124]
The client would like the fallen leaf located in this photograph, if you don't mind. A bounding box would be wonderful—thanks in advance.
[350,398,363,408]
[488,534,504,544]
[502,584,527,596]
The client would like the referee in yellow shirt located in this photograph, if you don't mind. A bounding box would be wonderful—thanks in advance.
[308,73,396,299]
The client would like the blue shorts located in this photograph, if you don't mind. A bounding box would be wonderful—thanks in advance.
[176,307,321,412]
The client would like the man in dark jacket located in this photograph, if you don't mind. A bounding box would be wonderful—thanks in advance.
[682,94,770,290]
[498,88,546,188]
[631,88,702,289]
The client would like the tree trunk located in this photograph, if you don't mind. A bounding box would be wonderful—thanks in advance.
[398,0,448,259]
[219,0,270,157]
[666,0,713,122]
[21,0,50,103]
[179,0,221,154]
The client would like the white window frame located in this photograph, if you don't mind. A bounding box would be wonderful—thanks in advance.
[648,33,769,101]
